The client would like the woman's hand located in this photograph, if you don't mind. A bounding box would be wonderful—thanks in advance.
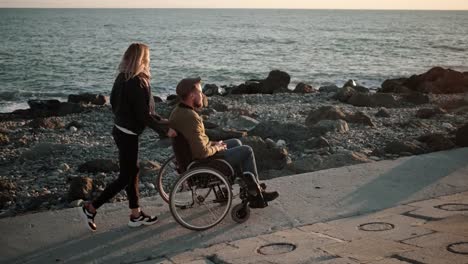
[167,128,177,138]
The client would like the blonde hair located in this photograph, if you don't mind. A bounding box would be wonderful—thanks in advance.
[118,43,151,87]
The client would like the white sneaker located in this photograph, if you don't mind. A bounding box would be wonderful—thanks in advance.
[80,204,97,232]
[128,211,158,227]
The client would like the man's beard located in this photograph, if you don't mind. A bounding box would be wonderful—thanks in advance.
[194,101,203,109]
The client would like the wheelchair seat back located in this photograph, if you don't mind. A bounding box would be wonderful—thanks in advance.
[171,131,193,174]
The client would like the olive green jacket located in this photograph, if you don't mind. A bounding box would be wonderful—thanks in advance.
[169,103,217,160]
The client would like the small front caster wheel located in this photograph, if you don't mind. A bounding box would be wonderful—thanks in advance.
[231,203,250,223]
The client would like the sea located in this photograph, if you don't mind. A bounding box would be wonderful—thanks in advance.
[0,9,467,112]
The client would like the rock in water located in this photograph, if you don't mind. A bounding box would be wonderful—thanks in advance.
[68,93,108,105]
[294,83,317,93]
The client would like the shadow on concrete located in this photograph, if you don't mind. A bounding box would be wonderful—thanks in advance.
[9,211,237,264]
[338,148,468,216]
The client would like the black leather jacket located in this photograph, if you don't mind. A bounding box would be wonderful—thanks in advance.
[110,73,167,136]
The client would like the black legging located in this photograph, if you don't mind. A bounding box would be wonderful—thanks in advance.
[92,126,140,209]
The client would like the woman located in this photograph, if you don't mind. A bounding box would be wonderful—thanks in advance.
[81,43,175,231]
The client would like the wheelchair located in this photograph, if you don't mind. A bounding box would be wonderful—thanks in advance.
[156,134,258,231]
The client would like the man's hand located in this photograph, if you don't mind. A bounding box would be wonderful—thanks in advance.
[167,128,177,138]
[214,141,227,152]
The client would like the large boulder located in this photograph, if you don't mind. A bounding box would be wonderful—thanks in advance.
[347,93,400,108]
[380,67,468,94]
[27,99,84,117]
[294,83,317,93]
[209,101,229,112]
[229,81,262,95]
[166,94,178,101]
[28,99,61,112]
[343,79,357,88]
[379,78,411,93]
[250,121,312,141]
[56,102,85,116]
[229,70,291,94]
[346,111,376,127]
[203,84,222,96]
[68,93,108,105]
[456,123,468,147]
[384,141,426,155]
[305,106,347,126]
[263,70,291,93]
[240,136,290,171]
[153,96,163,103]
[68,177,93,201]
[415,107,447,119]
[353,86,370,93]
[306,106,374,127]
[288,155,323,173]
[304,137,331,149]
[333,86,357,102]
[417,133,455,152]
[78,159,119,173]
[319,84,340,93]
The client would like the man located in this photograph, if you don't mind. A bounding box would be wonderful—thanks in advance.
[169,77,279,208]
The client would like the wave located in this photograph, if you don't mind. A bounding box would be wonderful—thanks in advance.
[0,91,18,100]
[0,91,70,99]
[431,45,467,52]
[0,51,14,58]
[0,102,30,113]
[237,38,296,45]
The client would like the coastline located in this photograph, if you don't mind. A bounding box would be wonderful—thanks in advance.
[0,67,467,218]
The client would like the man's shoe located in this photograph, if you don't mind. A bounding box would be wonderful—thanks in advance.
[262,191,279,202]
[80,204,97,232]
[128,211,158,227]
[248,193,268,208]
[249,198,268,208]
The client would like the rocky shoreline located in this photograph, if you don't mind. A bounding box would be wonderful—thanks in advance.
[0,67,467,218]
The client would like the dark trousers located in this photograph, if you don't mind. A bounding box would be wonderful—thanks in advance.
[216,139,260,181]
[92,126,140,209]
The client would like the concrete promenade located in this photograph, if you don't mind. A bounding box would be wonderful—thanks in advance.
[1,148,467,263]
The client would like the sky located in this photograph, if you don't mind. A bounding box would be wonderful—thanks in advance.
[1,0,468,10]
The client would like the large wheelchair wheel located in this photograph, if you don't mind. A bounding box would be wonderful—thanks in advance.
[157,155,180,204]
[169,167,233,231]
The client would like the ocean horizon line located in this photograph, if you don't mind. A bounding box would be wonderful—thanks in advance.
[1,7,468,11]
